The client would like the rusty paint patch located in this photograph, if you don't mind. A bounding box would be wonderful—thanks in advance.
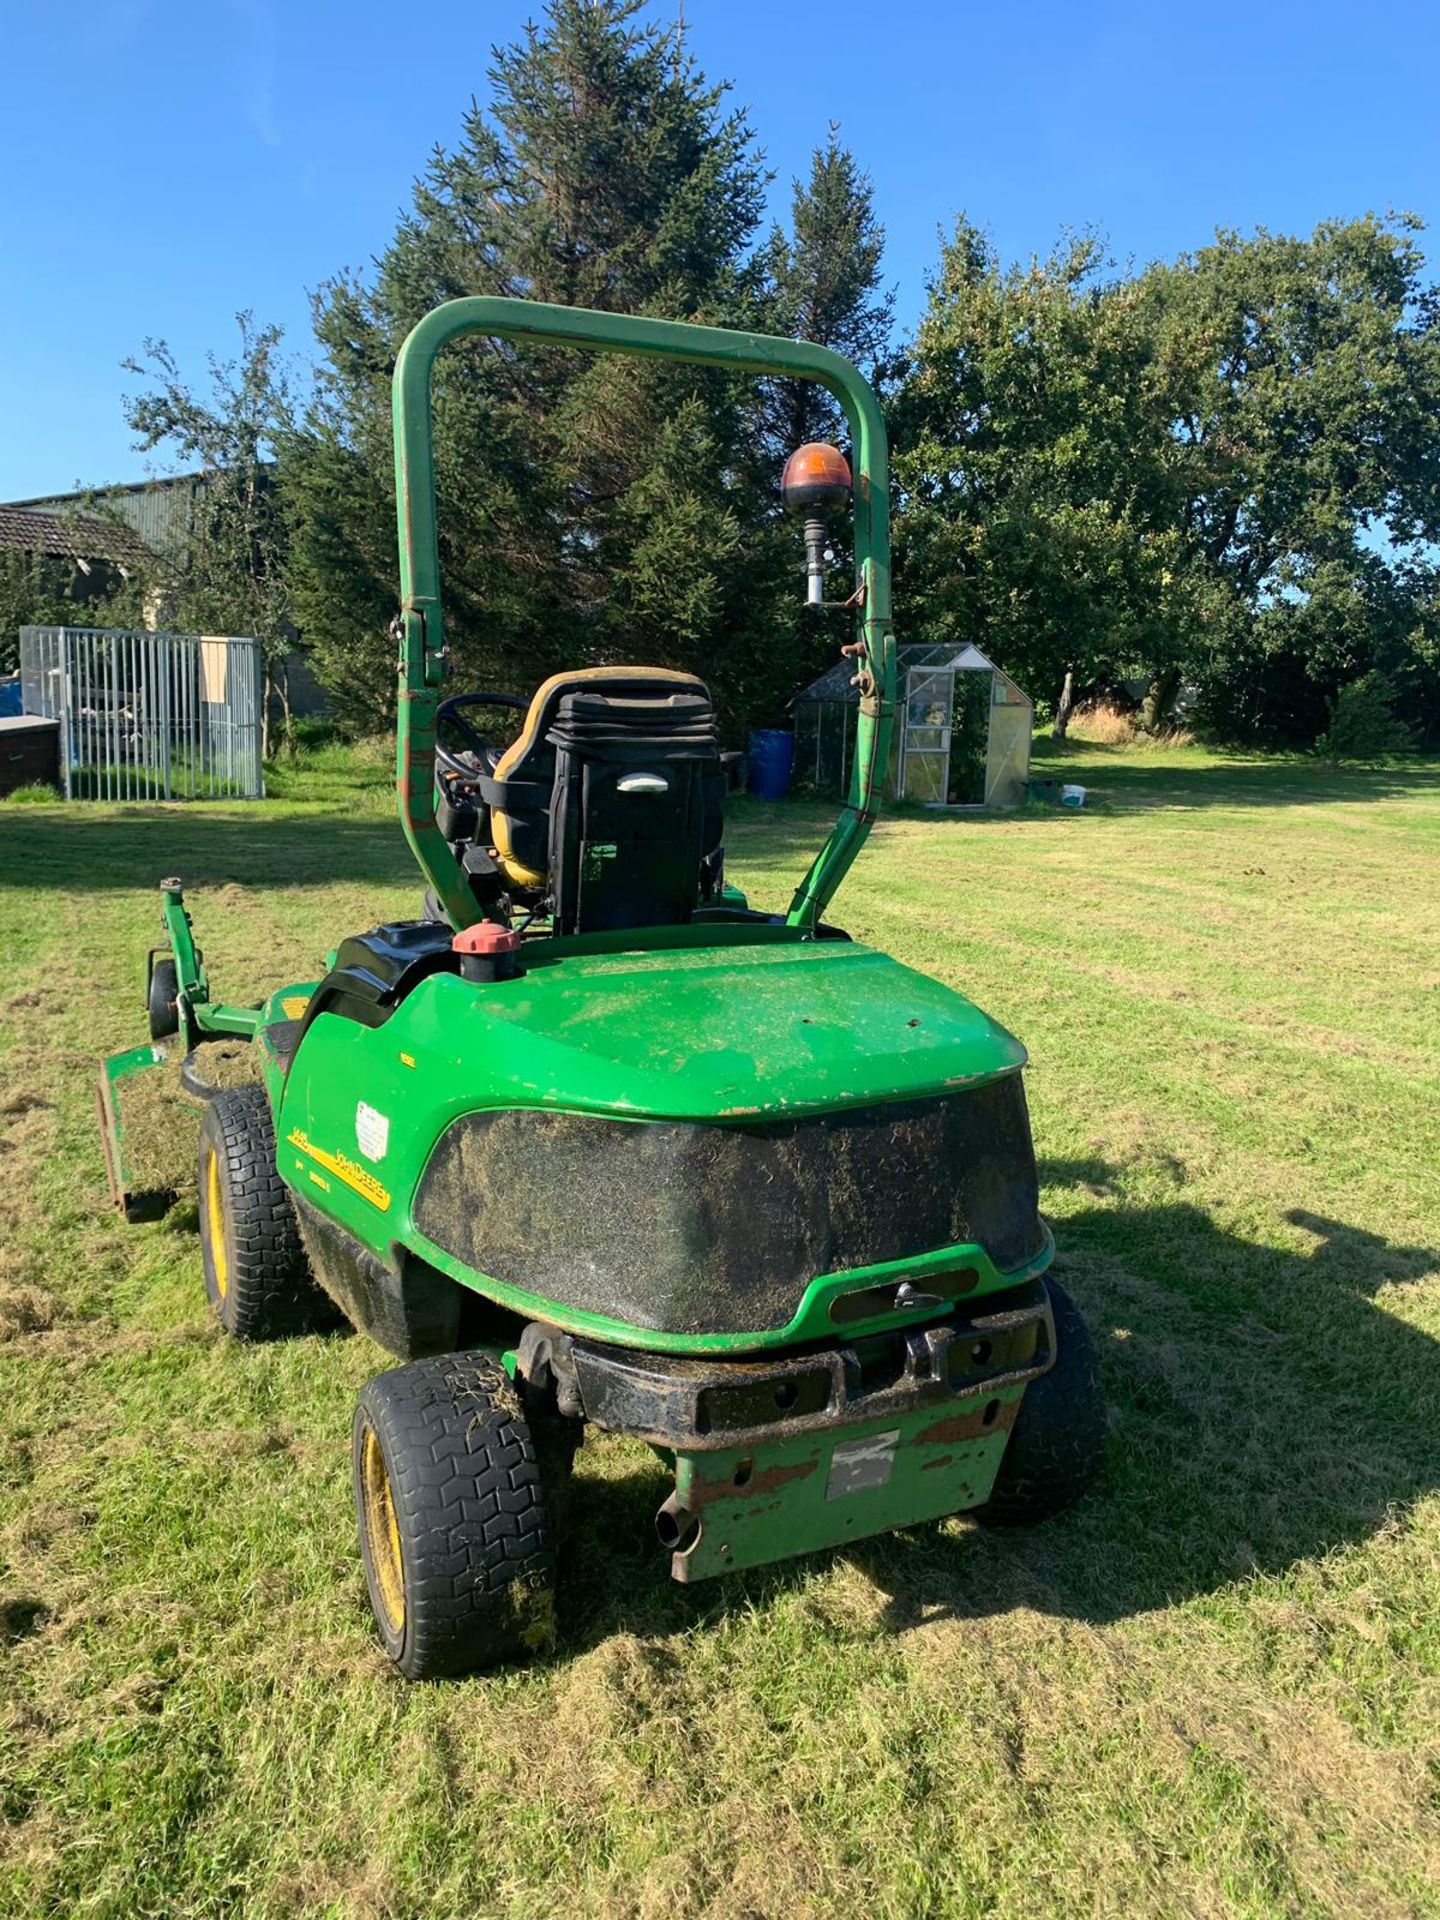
[920,1453,955,1472]
[916,1399,1020,1448]
[686,1456,820,1508]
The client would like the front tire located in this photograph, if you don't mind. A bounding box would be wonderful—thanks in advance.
[971,1277,1106,1526]
[198,1085,329,1340]
[354,1354,557,1680]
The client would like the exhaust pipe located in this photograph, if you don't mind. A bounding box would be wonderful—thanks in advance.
[655,1492,701,1554]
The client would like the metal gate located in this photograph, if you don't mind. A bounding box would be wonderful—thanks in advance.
[18,627,265,801]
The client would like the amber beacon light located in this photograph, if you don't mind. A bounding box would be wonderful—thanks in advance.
[781,442,853,606]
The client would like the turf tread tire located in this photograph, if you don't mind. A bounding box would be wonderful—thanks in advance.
[971,1276,1106,1527]
[198,1084,330,1340]
[354,1354,556,1680]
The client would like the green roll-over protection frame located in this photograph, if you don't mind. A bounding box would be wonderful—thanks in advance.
[390,297,896,933]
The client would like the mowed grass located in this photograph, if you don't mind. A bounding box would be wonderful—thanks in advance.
[1,738,1439,1918]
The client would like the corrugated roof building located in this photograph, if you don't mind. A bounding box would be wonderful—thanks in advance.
[1,472,206,561]
[0,504,154,573]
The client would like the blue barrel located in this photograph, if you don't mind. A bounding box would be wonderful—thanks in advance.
[747,728,793,800]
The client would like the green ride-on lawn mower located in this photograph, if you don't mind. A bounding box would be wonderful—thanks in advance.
[97,298,1105,1679]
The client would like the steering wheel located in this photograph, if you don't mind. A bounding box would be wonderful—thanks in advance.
[435,691,528,782]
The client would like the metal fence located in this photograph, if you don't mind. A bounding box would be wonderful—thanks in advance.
[18,627,264,801]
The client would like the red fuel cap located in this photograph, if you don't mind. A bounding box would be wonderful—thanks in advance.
[452,921,520,954]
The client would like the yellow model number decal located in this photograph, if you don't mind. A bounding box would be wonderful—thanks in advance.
[287,1128,391,1212]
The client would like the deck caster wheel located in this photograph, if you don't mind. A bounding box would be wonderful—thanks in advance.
[148,957,179,1040]
[354,1354,557,1680]
[197,1085,331,1340]
[970,1277,1106,1526]
[179,1039,258,1103]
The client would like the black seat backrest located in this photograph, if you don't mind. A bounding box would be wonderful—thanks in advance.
[487,667,724,935]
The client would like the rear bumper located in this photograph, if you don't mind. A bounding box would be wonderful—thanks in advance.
[523,1278,1055,1579]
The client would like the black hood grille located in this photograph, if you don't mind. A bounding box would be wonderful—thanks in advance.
[413,1075,1044,1336]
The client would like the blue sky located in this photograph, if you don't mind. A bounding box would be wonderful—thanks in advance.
[2,0,1436,500]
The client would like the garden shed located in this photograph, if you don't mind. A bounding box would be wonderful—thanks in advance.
[794,642,1033,808]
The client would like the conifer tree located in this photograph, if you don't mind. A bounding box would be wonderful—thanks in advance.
[754,132,895,715]
[285,0,772,729]
[764,131,893,453]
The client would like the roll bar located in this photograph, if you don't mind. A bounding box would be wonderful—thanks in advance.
[391,296,895,932]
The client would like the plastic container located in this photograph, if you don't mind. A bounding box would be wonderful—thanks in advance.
[1061,784,1086,809]
[746,728,794,801]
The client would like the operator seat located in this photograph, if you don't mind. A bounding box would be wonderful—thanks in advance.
[481,666,726,935]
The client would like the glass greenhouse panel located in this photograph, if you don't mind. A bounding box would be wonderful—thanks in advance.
[793,642,1032,810]
[947,670,991,805]
[985,686,1033,808]
[902,668,952,798]
[903,753,947,804]
[793,703,823,790]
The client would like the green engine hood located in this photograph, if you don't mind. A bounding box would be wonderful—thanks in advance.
[273,926,1043,1354]
[393,931,1026,1121]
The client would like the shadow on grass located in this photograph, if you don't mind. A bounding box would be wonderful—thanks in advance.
[0,795,840,895]
[550,1168,1440,1652]
[1023,753,1440,815]
[855,1179,1440,1634]
[7,756,1431,905]
[0,807,418,894]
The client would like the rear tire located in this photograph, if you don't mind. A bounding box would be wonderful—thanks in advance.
[148,958,179,1040]
[971,1277,1106,1526]
[198,1085,330,1340]
[354,1354,557,1680]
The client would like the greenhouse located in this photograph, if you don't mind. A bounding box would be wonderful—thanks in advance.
[793,642,1033,808]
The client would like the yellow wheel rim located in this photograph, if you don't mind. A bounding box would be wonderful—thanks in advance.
[204,1148,229,1302]
[360,1422,406,1635]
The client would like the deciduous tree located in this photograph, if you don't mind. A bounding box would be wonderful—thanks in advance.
[122,313,297,747]
[893,211,1440,746]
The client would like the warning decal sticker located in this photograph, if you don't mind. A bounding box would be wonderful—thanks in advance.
[827,1429,901,1500]
[355,1102,390,1163]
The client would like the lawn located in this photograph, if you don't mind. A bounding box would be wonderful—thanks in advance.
[1,737,1438,1919]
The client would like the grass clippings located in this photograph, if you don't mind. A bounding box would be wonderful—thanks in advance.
[1,739,1438,1918]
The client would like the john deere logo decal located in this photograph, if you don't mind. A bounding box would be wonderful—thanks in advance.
[287,1128,391,1212]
